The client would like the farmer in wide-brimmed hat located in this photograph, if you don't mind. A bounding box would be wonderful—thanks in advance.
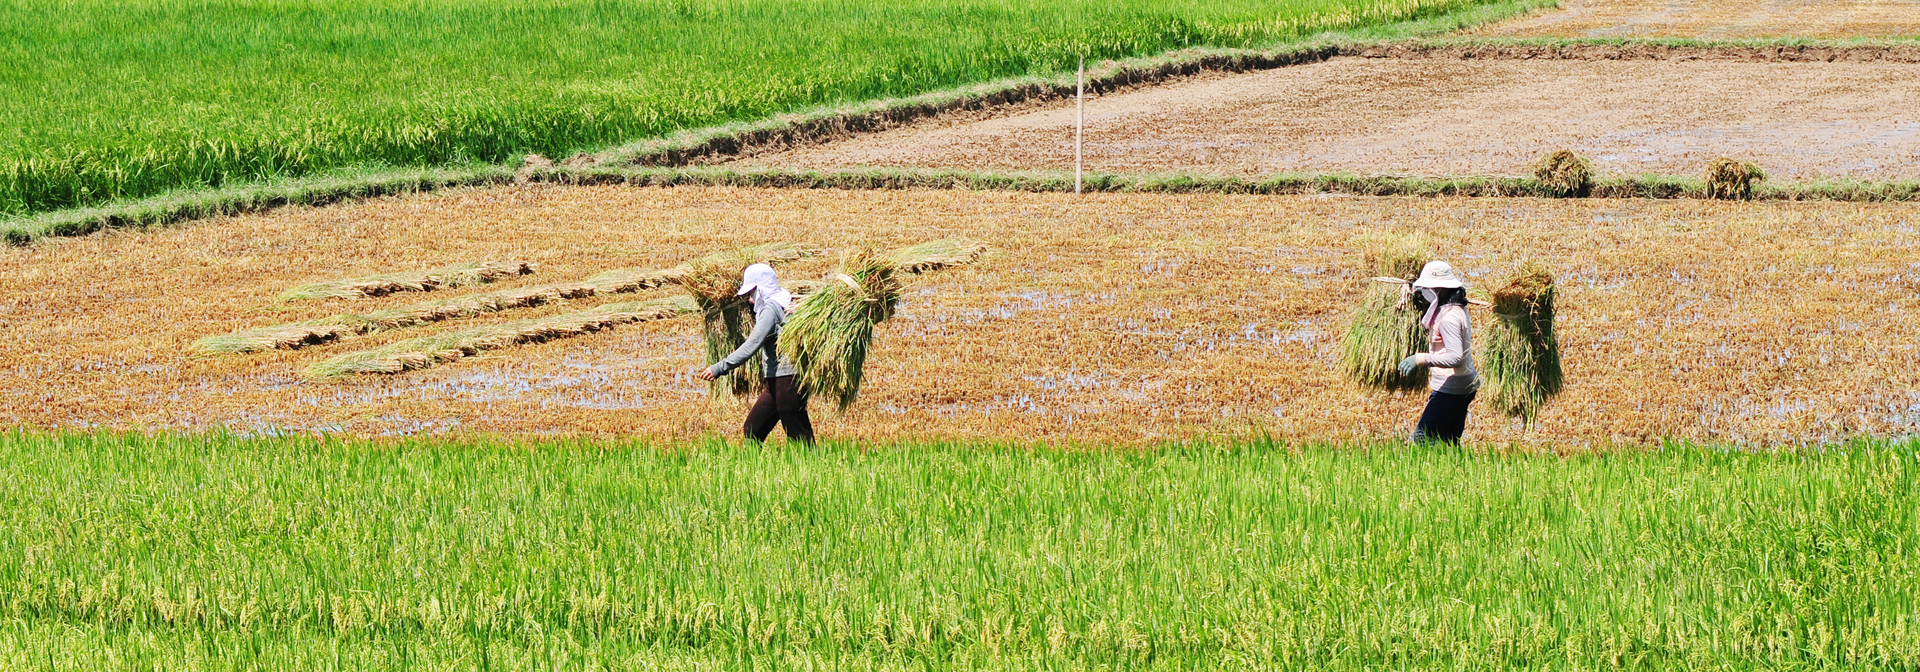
[1397,260,1480,443]
[695,263,815,445]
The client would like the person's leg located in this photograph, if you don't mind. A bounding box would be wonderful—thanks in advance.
[771,375,815,445]
[1412,392,1445,443]
[1413,391,1473,444]
[742,383,781,442]
[1433,390,1476,443]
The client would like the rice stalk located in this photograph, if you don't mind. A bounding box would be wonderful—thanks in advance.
[778,238,984,409]
[278,261,535,301]
[1706,158,1766,200]
[1532,150,1592,198]
[305,296,697,378]
[1339,233,1429,390]
[682,242,823,398]
[1480,262,1563,423]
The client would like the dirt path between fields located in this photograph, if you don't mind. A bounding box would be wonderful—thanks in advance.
[735,57,1920,181]
[1475,0,1920,39]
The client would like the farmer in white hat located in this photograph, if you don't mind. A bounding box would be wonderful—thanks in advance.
[695,263,815,445]
[1397,260,1480,443]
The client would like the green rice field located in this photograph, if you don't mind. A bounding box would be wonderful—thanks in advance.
[2,431,1914,670]
[0,0,1506,217]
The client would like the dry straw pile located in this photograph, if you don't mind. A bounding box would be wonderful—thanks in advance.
[1533,150,1593,198]
[1340,233,1429,391]
[682,242,822,397]
[278,261,535,301]
[781,239,987,409]
[1480,262,1564,423]
[305,296,698,378]
[1706,158,1766,200]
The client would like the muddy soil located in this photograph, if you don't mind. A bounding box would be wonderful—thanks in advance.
[1476,0,1920,40]
[738,58,1920,181]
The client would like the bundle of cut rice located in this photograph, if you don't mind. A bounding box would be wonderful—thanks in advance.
[682,242,822,397]
[1705,158,1765,200]
[1339,233,1430,391]
[1480,262,1563,423]
[779,239,988,410]
[1533,149,1593,198]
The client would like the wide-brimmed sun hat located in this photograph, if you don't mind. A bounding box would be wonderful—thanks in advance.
[1411,260,1464,289]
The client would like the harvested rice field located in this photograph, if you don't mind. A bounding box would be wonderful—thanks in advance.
[740,56,1920,182]
[10,184,1918,446]
[1474,0,1920,39]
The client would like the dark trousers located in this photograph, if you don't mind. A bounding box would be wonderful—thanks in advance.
[744,375,814,445]
[1413,389,1477,444]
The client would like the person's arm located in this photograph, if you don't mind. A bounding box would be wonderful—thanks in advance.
[705,303,777,377]
[1421,309,1470,368]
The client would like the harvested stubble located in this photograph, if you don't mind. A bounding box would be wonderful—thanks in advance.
[1533,150,1593,198]
[278,261,535,301]
[1481,262,1564,424]
[305,296,698,378]
[20,184,1920,445]
[1340,233,1430,391]
[1707,158,1767,200]
[782,239,989,410]
[192,244,806,355]
[682,242,822,398]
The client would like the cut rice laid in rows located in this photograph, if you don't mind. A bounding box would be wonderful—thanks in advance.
[304,296,698,378]
[279,261,535,301]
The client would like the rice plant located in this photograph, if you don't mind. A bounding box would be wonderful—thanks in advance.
[1480,261,1563,422]
[0,430,1915,670]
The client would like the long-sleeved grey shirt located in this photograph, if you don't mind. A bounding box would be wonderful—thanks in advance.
[1426,305,1480,395]
[708,300,797,379]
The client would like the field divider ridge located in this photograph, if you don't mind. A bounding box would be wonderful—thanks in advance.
[518,165,1920,203]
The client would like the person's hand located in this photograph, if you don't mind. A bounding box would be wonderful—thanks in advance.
[694,368,717,381]
[1397,354,1422,377]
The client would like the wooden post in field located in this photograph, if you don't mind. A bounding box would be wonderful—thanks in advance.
[1075,56,1084,195]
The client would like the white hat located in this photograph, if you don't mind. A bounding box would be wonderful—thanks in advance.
[736,263,777,296]
[1411,260,1464,289]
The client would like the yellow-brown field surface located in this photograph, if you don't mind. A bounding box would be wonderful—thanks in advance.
[10,184,1918,446]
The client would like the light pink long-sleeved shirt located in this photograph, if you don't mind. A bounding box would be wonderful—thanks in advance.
[1426,305,1479,395]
